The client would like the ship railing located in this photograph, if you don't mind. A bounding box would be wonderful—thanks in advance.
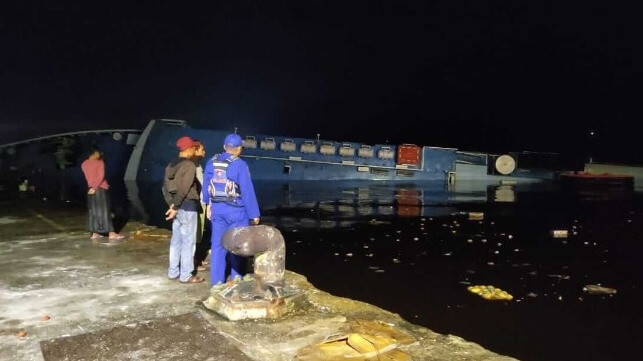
[157,119,187,126]
[0,128,142,150]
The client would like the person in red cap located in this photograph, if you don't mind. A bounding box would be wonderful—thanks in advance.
[161,136,204,283]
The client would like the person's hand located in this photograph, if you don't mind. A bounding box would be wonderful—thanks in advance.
[87,188,96,195]
[165,205,178,220]
[251,217,260,226]
[206,205,211,220]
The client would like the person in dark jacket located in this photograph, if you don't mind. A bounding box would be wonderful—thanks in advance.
[163,136,203,283]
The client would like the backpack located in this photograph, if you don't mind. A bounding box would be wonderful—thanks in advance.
[208,154,241,206]
[162,158,189,206]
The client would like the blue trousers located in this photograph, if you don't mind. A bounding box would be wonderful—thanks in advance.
[210,207,249,285]
[168,206,198,282]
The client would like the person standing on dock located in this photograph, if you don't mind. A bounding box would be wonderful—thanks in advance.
[80,149,124,240]
[162,136,204,284]
[202,133,261,285]
[192,141,212,275]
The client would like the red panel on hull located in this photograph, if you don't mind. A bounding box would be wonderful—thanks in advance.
[397,144,421,166]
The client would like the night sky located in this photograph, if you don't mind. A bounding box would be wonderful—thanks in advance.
[1,1,641,162]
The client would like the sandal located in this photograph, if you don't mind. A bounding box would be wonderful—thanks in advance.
[197,265,207,272]
[181,276,204,284]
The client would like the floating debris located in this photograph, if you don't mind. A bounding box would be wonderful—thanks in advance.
[527,292,538,298]
[467,239,473,243]
[17,331,27,338]
[583,285,617,295]
[345,253,353,257]
[507,235,514,240]
[43,315,51,321]
[468,212,484,221]
[548,274,571,280]
[552,230,569,238]
[444,252,452,256]
[487,261,495,266]
[368,219,391,225]
[467,285,513,301]
[392,258,401,264]
[413,237,419,241]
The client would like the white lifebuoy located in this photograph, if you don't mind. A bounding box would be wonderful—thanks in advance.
[495,154,516,175]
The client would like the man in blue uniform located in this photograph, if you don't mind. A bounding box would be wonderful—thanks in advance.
[202,134,261,285]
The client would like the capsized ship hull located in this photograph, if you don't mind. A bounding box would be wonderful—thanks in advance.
[0,129,142,196]
[126,119,568,183]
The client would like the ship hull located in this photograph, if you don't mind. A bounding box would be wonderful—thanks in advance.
[127,120,561,184]
[0,130,141,197]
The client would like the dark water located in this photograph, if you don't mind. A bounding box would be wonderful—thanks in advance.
[124,180,642,361]
[7,179,641,360]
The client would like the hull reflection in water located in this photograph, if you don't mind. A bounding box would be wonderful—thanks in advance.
[124,180,525,231]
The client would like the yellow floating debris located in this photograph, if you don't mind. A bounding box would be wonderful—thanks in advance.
[467,285,513,301]
[551,230,569,238]
[468,212,484,221]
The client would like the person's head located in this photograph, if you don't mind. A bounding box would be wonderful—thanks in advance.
[223,134,243,157]
[176,136,197,158]
[88,149,102,160]
[193,141,206,159]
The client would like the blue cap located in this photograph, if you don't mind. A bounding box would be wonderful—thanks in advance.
[224,133,243,148]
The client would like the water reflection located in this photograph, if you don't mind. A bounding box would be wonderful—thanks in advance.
[124,180,528,231]
[492,185,516,203]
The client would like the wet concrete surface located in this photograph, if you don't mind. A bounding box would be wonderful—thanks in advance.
[0,200,210,360]
[40,312,251,361]
[0,196,515,361]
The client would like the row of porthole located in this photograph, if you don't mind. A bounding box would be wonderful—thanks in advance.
[241,136,396,159]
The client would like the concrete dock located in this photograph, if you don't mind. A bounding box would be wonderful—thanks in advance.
[0,198,515,360]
